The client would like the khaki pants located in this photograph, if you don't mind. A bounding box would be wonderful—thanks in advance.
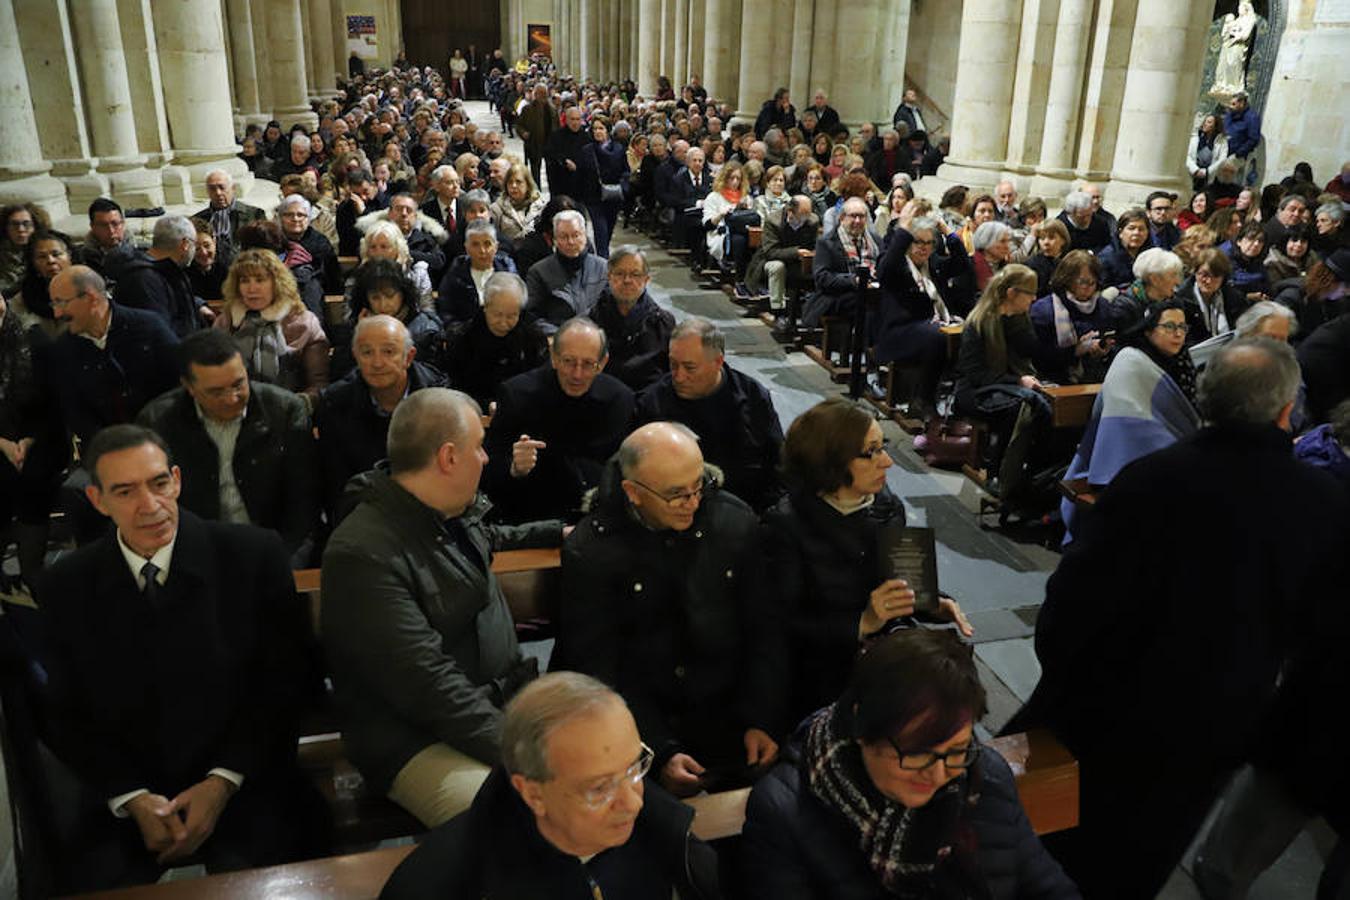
[764,260,787,310]
[387,744,492,827]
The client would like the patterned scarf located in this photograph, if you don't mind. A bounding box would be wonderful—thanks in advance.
[804,706,987,899]
[841,229,878,278]
[1050,292,1099,348]
[233,310,287,384]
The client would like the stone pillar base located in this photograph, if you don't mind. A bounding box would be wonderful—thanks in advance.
[0,171,72,218]
[934,159,1006,192]
[274,107,319,130]
[161,166,193,205]
[107,166,167,208]
[62,173,115,212]
[1028,170,1081,204]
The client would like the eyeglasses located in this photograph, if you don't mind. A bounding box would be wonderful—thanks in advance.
[1149,205,1173,213]
[886,738,981,771]
[857,438,891,461]
[629,475,714,508]
[556,355,603,374]
[1156,322,1189,334]
[911,238,936,248]
[1073,277,1099,288]
[576,742,654,809]
[49,290,86,309]
[610,269,648,281]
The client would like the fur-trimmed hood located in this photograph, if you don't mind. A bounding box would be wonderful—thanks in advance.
[354,209,449,244]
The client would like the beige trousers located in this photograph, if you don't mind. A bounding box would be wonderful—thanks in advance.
[387,743,492,827]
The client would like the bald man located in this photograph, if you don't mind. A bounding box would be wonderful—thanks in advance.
[556,423,784,799]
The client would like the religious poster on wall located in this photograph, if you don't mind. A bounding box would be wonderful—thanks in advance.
[528,24,552,58]
[348,14,377,59]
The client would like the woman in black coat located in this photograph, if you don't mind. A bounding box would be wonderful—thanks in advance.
[874,215,972,421]
[588,119,630,258]
[441,271,548,409]
[330,260,445,380]
[760,398,970,728]
[742,629,1080,900]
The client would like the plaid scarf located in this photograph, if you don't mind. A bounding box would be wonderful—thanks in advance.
[841,229,878,277]
[804,706,988,899]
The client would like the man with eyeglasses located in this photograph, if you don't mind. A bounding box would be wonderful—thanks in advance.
[276,194,343,295]
[636,317,784,511]
[524,210,608,334]
[556,422,783,802]
[137,329,318,562]
[485,317,635,523]
[381,672,722,897]
[808,197,880,328]
[45,267,179,450]
[589,246,675,392]
[1144,190,1181,251]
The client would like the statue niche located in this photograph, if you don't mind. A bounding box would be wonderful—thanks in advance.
[1209,0,1262,101]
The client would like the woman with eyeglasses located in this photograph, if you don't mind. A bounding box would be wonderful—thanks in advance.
[761,398,972,730]
[1028,250,1117,385]
[1060,300,1201,541]
[956,266,1053,514]
[742,628,1079,899]
[0,203,50,299]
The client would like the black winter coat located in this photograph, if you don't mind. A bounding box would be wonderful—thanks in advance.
[742,736,1080,900]
[312,361,448,518]
[381,766,721,900]
[591,288,676,392]
[115,253,201,337]
[874,229,973,363]
[760,487,909,726]
[441,312,549,409]
[1298,313,1350,422]
[435,253,519,324]
[137,383,319,554]
[635,366,784,512]
[484,364,635,523]
[556,461,786,765]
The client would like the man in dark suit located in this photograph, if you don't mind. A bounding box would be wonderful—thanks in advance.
[544,105,591,201]
[39,424,323,892]
[666,147,713,260]
[1005,339,1349,898]
[484,317,635,523]
[137,329,319,560]
[45,266,180,448]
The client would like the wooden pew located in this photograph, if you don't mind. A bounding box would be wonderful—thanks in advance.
[323,294,348,328]
[338,255,359,273]
[1038,383,1100,429]
[83,730,1078,899]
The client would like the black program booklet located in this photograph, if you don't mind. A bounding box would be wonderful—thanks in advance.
[877,525,940,616]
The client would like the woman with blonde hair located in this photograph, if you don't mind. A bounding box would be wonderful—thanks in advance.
[954,264,1053,516]
[703,162,757,268]
[491,163,545,241]
[1173,224,1218,275]
[359,220,433,309]
[215,249,330,402]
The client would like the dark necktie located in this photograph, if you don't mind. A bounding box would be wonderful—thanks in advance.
[140,560,162,608]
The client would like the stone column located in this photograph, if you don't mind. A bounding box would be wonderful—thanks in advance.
[225,0,268,129]
[686,0,705,86]
[702,0,742,108]
[298,0,320,100]
[152,0,250,194]
[736,0,789,121]
[1002,0,1058,182]
[607,0,622,83]
[935,0,1024,189]
[580,0,598,81]
[1074,0,1137,182]
[788,0,814,110]
[638,0,661,95]
[71,0,164,206]
[673,0,690,89]
[873,0,912,127]
[250,0,275,116]
[330,0,347,84]
[266,0,318,128]
[0,0,69,212]
[306,0,338,97]
[117,0,175,182]
[12,0,108,207]
[1030,0,1094,199]
[1103,0,1213,208]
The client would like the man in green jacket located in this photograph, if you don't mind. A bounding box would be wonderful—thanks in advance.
[321,388,563,826]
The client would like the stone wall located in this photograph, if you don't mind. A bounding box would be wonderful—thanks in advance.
[1262,0,1350,186]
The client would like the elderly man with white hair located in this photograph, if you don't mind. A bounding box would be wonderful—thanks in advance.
[524,210,608,333]
[277,194,342,295]
[192,169,265,265]
[1055,190,1113,253]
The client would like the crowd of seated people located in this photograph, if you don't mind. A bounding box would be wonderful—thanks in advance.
[2,50,1349,900]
